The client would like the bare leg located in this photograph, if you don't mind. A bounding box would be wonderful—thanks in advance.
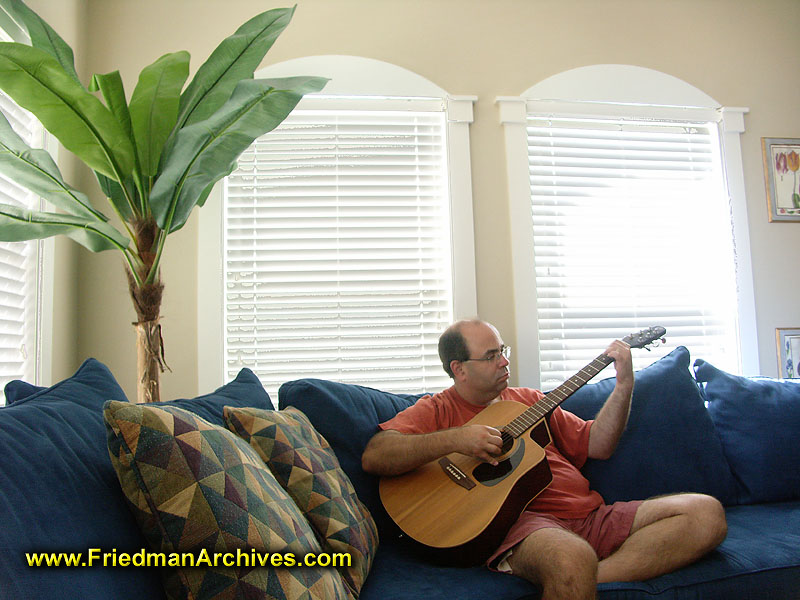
[507,527,599,600]
[597,493,727,583]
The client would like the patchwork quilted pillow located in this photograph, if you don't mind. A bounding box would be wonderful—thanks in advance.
[225,406,379,598]
[104,401,351,600]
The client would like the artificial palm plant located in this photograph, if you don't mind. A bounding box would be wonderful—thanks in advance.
[0,0,326,402]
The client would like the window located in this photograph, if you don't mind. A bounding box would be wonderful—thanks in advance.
[0,21,51,404]
[198,57,477,398]
[499,65,756,389]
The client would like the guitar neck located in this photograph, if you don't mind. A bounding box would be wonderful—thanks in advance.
[504,352,614,438]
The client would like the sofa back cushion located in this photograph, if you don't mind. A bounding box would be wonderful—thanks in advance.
[562,346,737,506]
[694,359,800,504]
[0,363,273,600]
[278,379,419,528]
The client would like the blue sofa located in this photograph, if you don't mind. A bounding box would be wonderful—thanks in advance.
[0,346,797,599]
[278,346,800,600]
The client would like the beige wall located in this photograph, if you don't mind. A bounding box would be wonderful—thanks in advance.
[36,0,800,397]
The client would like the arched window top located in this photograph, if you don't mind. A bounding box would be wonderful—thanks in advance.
[498,63,758,384]
[522,64,718,110]
[257,55,448,97]
[198,54,478,394]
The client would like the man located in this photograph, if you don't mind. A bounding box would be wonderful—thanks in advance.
[362,319,727,600]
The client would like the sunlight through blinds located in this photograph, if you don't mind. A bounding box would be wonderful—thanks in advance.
[224,107,454,397]
[0,92,43,403]
[527,115,740,389]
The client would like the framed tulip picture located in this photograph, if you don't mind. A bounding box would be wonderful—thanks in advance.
[776,327,800,379]
[762,137,800,222]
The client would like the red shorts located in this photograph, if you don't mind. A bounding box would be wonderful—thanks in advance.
[488,501,643,571]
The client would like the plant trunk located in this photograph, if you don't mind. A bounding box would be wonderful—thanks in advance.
[127,218,169,403]
[127,272,169,403]
[135,319,163,404]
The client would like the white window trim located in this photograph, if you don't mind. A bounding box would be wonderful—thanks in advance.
[497,64,757,387]
[197,56,477,392]
[37,134,56,387]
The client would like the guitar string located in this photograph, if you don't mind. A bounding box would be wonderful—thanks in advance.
[502,355,612,439]
[499,328,660,438]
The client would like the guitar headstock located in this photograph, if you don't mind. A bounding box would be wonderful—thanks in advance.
[622,326,667,350]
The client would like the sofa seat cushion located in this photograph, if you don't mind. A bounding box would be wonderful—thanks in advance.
[694,359,800,504]
[225,405,379,597]
[105,401,351,600]
[357,502,800,600]
[278,379,422,528]
[562,346,737,505]
[593,502,800,599]
[0,359,165,600]
[360,538,539,600]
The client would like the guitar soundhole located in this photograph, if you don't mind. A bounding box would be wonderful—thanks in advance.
[473,458,512,483]
[472,438,525,486]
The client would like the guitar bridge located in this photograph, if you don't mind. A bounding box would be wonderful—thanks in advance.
[438,457,476,490]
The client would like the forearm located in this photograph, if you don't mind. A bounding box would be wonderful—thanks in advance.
[588,380,633,459]
[362,429,462,476]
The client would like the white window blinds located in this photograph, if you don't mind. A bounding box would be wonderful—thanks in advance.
[0,91,44,403]
[223,105,455,397]
[527,115,740,388]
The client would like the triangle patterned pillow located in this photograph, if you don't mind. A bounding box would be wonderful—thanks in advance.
[104,400,352,600]
[225,406,379,598]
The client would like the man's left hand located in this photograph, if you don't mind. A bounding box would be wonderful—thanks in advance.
[606,339,634,393]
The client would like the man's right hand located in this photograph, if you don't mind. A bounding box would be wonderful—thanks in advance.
[457,424,503,465]
[362,424,505,476]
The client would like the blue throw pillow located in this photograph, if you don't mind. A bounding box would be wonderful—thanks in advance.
[278,379,420,528]
[150,366,273,419]
[694,359,800,504]
[0,359,165,600]
[0,363,273,600]
[562,346,737,505]
[3,379,46,404]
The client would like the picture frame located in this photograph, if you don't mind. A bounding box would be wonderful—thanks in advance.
[776,327,800,379]
[762,137,800,222]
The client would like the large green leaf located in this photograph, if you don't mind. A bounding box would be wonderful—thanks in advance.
[95,172,134,222]
[90,70,133,142]
[0,43,134,180]
[0,204,128,252]
[89,71,141,218]
[151,76,327,233]
[174,7,294,131]
[0,110,106,220]
[0,0,80,83]
[129,51,189,177]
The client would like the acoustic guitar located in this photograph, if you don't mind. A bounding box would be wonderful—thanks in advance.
[379,326,666,567]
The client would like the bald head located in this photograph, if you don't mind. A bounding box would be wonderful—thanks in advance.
[438,319,489,378]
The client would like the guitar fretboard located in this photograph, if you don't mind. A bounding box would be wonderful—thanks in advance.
[503,353,613,439]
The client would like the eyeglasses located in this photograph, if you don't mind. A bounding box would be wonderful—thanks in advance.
[462,345,511,363]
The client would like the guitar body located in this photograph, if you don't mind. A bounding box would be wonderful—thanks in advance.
[379,400,554,566]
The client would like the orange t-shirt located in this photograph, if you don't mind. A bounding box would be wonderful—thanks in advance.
[379,386,604,519]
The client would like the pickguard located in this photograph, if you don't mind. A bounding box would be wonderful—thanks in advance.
[472,439,526,486]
